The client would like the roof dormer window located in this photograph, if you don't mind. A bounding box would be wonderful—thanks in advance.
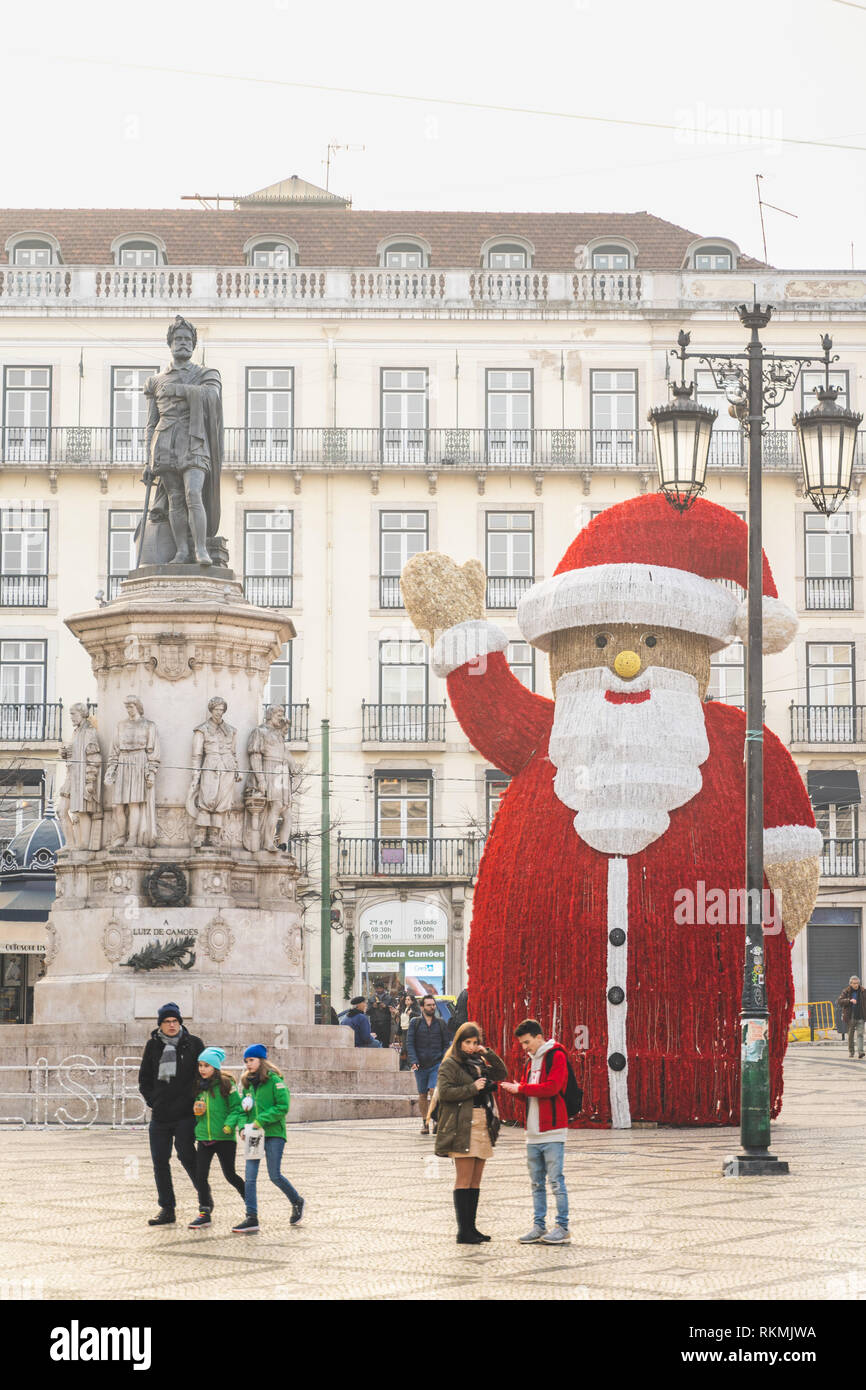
[246,240,296,268]
[117,240,162,267]
[591,244,633,271]
[486,243,530,270]
[694,246,733,271]
[382,242,427,269]
[12,241,54,267]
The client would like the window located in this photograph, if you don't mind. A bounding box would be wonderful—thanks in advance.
[0,640,49,739]
[246,368,293,463]
[805,512,853,610]
[111,367,156,463]
[3,367,51,463]
[805,643,856,742]
[244,511,293,607]
[107,510,142,599]
[486,369,532,464]
[815,801,860,875]
[487,244,528,269]
[507,640,535,691]
[0,507,48,607]
[264,642,292,711]
[379,511,428,608]
[693,247,733,270]
[486,512,534,608]
[695,368,742,467]
[248,241,294,268]
[590,370,637,464]
[116,241,161,267]
[592,245,632,270]
[0,770,44,845]
[709,641,745,709]
[802,369,849,411]
[375,772,432,872]
[11,241,54,266]
[381,370,427,463]
[383,243,426,269]
[486,770,511,828]
[379,640,428,706]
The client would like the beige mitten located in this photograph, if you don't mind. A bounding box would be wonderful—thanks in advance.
[400,552,486,642]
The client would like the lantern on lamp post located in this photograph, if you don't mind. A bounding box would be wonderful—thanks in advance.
[647,334,716,512]
[793,348,861,515]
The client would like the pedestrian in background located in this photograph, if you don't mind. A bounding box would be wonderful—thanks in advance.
[407,993,450,1134]
[448,986,469,1040]
[367,981,396,1048]
[838,976,866,1058]
[501,1019,571,1245]
[232,1044,304,1234]
[341,996,382,1047]
[434,1022,507,1244]
[138,1002,204,1227]
[188,1047,246,1230]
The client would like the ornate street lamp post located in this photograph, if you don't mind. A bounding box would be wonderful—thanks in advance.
[649,304,861,1176]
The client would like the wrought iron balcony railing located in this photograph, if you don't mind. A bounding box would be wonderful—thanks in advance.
[0,575,48,606]
[378,575,404,609]
[486,575,533,609]
[9,426,866,474]
[336,834,481,877]
[0,702,63,741]
[361,702,446,742]
[288,830,310,875]
[805,576,854,610]
[789,704,866,743]
[244,575,293,608]
[821,839,866,877]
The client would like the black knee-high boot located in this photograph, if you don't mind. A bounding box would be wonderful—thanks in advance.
[466,1188,491,1241]
[453,1189,484,1244]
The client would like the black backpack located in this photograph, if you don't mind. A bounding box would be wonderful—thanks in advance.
[541,1046,583,1119]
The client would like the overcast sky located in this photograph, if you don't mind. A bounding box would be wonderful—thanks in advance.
[5,0,864,268]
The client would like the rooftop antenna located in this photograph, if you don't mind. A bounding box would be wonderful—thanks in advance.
[323,142,365,192]
[755,173,798,264]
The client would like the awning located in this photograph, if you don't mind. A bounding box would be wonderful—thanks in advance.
[0,882,54,921]
[808,769,861,808]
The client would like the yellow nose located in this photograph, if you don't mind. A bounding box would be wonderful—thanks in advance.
[613,650,641,680]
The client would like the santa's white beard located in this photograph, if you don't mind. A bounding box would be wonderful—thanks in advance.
[548,664,710,856]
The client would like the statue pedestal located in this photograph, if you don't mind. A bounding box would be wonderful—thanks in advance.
[35,570,312,1028]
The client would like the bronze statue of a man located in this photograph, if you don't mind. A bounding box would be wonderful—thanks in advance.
[141,316,223,566]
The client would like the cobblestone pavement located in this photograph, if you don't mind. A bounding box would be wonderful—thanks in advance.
[2,1043,864,1301]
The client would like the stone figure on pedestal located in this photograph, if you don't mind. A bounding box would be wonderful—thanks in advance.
[57,703,103,850]
[246,705,299,852]
[138,316,224,568]
[186,697,241,849]
[104,695,161,849]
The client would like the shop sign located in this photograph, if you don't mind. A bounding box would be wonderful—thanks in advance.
[359,899,447,945]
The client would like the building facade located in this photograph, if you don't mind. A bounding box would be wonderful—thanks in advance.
[0,184,864,1019]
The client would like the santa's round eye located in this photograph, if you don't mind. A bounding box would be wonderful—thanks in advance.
[595,634,609,649]
[644,634,657,648]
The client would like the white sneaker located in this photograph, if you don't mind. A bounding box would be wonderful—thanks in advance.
[539,1226,571,1245]
[517,1226,546,1243]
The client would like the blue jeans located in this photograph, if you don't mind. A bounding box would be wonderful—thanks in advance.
[527,1142,568,1231]
[244,1136,301,1216]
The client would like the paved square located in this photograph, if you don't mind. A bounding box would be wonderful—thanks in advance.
[2,1044,864,1301]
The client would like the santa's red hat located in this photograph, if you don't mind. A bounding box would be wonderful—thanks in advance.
[517,495,797,655]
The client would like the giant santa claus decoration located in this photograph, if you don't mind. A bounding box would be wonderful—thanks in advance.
[401,495,821,1128]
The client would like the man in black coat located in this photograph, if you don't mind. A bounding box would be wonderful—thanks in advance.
[367,982,396,1048]
[138,1001,205,1225]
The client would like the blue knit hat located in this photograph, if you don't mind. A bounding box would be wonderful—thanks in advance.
[198,1047,226,1069]
[243,1043,268,1060]
[157,1002,182,1024]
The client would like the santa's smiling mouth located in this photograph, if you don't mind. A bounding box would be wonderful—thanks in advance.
[604,689,651,705]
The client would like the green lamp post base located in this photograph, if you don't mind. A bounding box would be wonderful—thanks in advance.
[722,1151,790,1178]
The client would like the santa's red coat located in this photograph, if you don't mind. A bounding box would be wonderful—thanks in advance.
[449,652,813,1127]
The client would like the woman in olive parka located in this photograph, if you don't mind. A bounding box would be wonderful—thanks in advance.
[434,1022,507,1244]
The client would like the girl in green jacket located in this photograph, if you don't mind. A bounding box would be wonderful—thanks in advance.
[231,1044,305,1234]
[189,1047,246,1229]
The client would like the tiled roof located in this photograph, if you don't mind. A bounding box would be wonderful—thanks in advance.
[0,208,765,270]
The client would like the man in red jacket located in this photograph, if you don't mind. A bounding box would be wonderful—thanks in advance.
[502,1019,570,1245]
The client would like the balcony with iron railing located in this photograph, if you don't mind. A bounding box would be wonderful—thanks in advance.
[7,425,866,476]
[244,574,293,608]
[378,575,404,609]
[805,576,854,610]
[789,704,866,744]
[336,834,481,878]
[0,702,63,741]
[486,575,533,609]
[361,702,446,743]
[0,574,48,607]
[288,831,310,876]
[820,839,866,878]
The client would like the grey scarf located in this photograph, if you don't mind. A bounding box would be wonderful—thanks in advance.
[157,1027,182,1082]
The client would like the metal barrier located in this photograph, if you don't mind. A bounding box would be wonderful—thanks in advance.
[788,1001,838,1042]
[0,1056,147,1128]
